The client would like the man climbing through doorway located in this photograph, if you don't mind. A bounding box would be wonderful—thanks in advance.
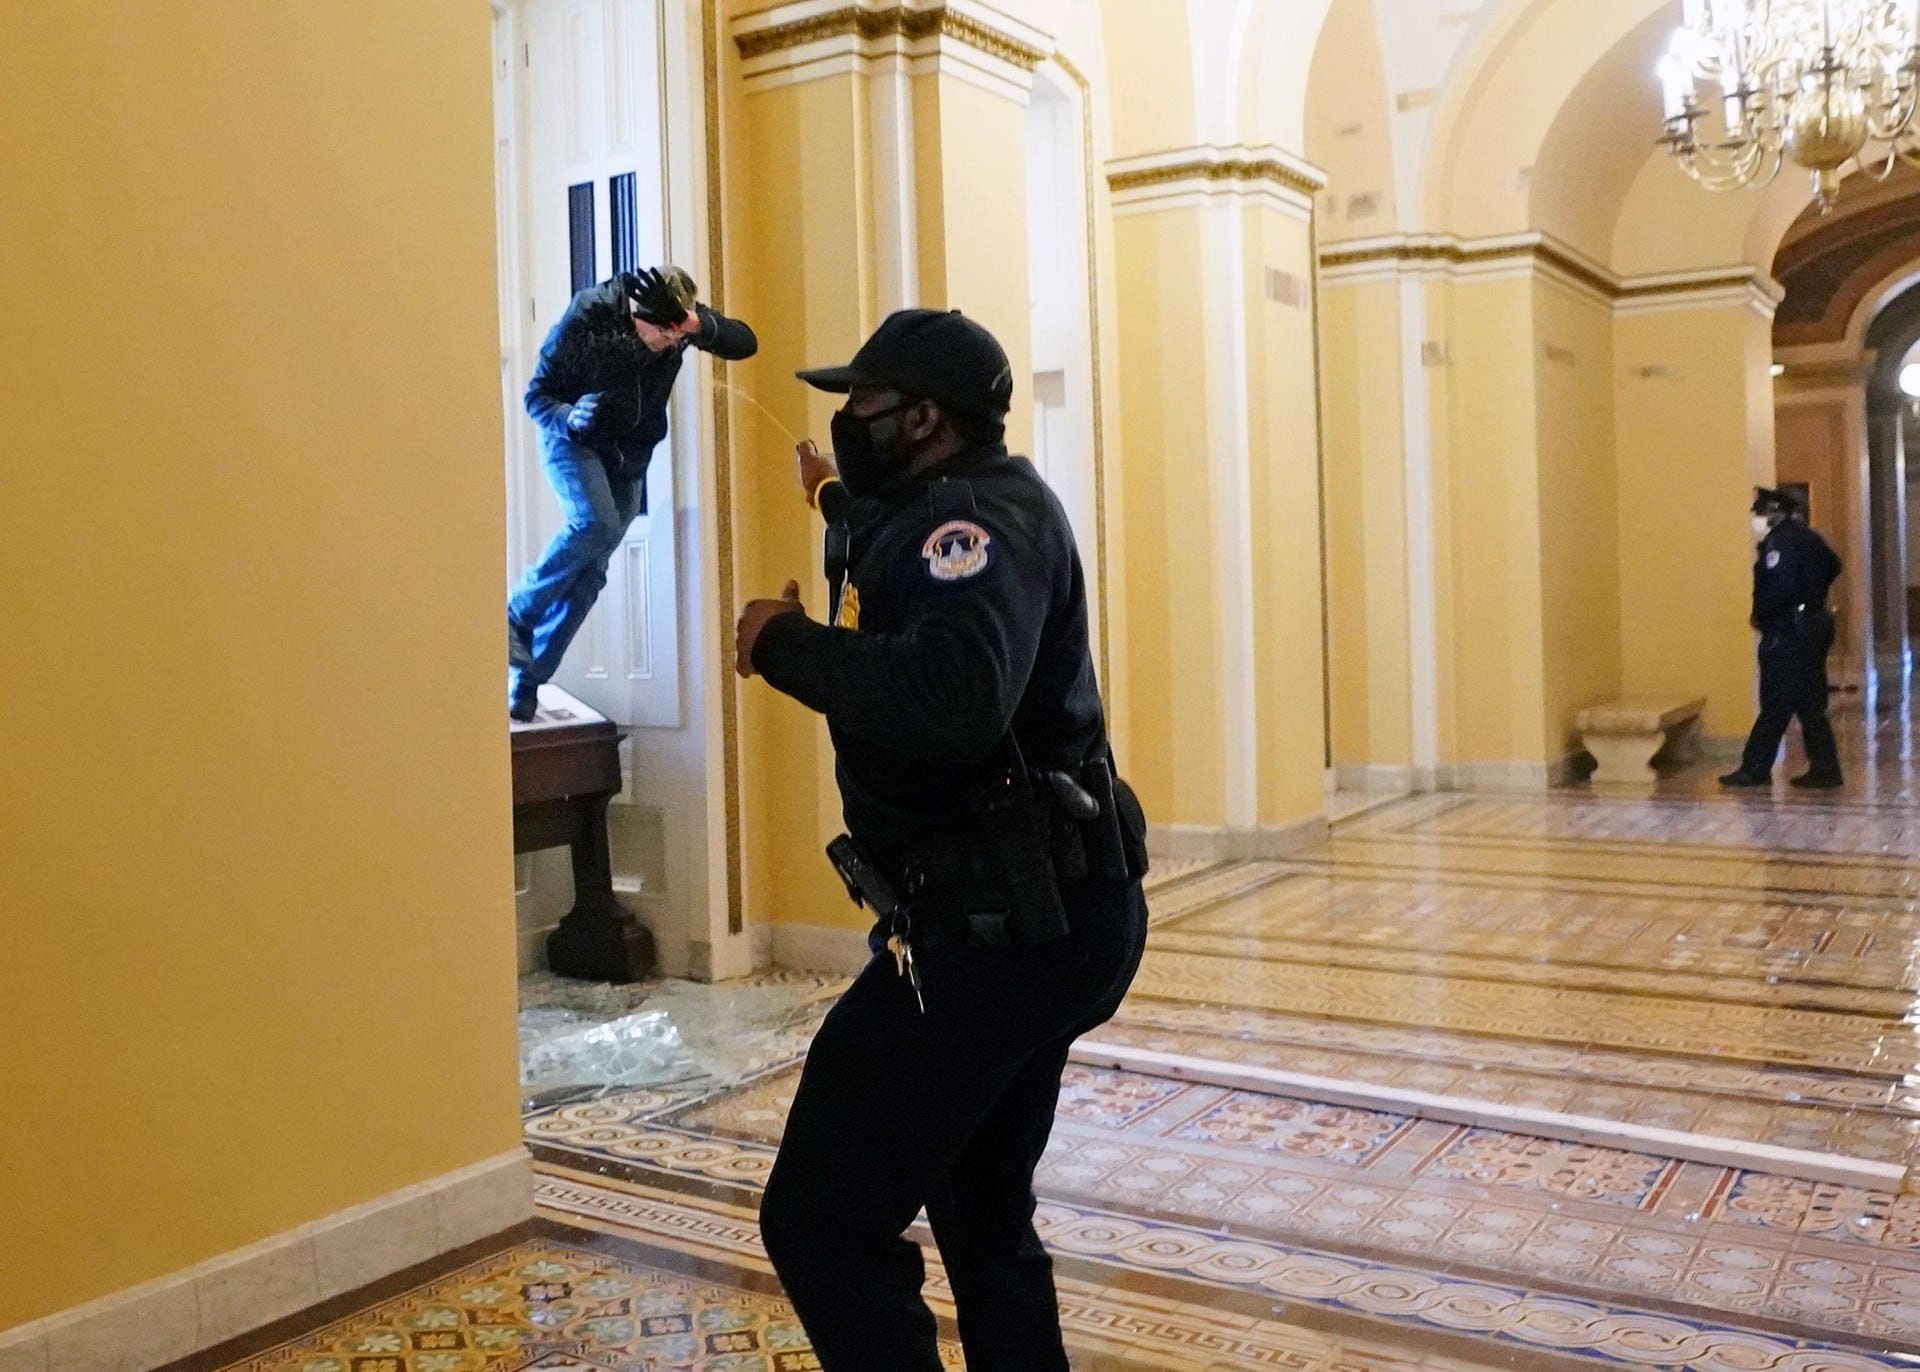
[508,265,757,720]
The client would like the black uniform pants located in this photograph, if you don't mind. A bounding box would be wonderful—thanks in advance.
[759,878,1149,1372]
[1738,617,1841,778]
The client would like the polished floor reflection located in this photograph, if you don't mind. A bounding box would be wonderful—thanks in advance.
[508,703,1920,1368]
[195,698,1920,1369]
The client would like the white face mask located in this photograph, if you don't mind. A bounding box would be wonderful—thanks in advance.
[1751,515,1773,541]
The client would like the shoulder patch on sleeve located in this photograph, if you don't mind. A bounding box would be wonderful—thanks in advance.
[922,520,993,582]
[1765,549,1781,569]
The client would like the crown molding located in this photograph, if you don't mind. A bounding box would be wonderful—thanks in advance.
[732,1,1047,97]
[1320,233,1782,319]
[1106,145,1326,220]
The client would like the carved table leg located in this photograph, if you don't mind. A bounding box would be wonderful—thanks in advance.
[545,793,657,983]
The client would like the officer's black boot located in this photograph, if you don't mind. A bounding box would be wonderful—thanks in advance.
[1789,769,1844,790]
[1727,692,1794,788]
[1792,692,1843,790]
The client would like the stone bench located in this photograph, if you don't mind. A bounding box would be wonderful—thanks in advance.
[1575,697,1706,786]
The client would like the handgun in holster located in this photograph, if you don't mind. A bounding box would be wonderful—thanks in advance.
[968,736,1071,948]
[826,834,908,954]
[1042,754,1151,884]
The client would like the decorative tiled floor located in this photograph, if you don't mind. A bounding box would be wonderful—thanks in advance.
[192,699,1920,1371]
[510,700,1920,1367]
[526,1057,1920,1351]
[185,1230,966,1372]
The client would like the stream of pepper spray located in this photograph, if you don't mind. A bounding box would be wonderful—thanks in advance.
[714,379,804,448]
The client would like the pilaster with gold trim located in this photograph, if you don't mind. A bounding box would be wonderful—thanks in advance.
[720,0,1055,941]
[1105,144,1331,851]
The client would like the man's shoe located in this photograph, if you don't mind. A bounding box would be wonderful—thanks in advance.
[1718,770,1770,788]
[508,615,534,672]
[510,684,539,723]
[1789,771,1843,790]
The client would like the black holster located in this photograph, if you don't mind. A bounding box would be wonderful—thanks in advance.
[1076,757,1149,881]
[886,746,1150,953]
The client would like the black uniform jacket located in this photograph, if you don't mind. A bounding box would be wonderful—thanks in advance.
[753,445,1107,858]
[1752,519,1842,629]
[524,273,757,485]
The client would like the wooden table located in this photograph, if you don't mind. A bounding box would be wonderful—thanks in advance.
[509,687,656,982]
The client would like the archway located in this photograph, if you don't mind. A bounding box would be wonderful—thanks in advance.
[1771,170,1920,690]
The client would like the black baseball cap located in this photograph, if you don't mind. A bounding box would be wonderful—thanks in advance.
[797,309,1013,419]
[1752,487,1800,515]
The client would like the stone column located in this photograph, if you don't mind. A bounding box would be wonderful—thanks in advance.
[725,0,1050,951]
[1107,146,1330,853]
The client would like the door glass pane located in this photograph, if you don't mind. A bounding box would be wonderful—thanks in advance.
[567,180,595,293]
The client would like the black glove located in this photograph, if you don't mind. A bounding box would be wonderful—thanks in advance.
[565,392,607,440]
[628,266,697,327]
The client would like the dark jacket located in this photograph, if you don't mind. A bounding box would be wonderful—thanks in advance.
[1752,518,1842,629]
[753,446,1107,857]
[524,273,757,484]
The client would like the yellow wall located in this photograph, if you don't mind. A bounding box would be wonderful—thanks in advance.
[1239,0,1338,155]
[727,47,1044,932]
[1112,210,1229,825]
[729,70,875,935]
[913,73,1035,457]
[1425,0,1664,241]
[0,5,518,1326]
[1525,8,1672,268]
[1318,281,1414,771]
[1245,207,1330,823]
[1532,282,1622,754]
[1614,306,1773,735]
[1100,0,1199,158]
[1435,277,1550,763]
[1303,0,1397,246]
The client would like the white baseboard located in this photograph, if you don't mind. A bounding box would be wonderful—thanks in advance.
[1436,754,1580,792]
[685,927,771,982]
[0,1150,532,1372]
[769,922,873,976]
[1331,763,1415,794]
[1146,813,1330,862]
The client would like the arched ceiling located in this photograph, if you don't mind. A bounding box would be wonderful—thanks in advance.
[1527,5,1672,264]
[1098,0,1340,158]
[1102,0,1879,274]
[1862,277,1920,392]
[1423,0,1669,242]
[1305,0,1398,243]
[1772,163,1920,347]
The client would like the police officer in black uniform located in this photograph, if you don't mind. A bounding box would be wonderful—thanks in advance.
[733,309,1150,1371]
[1721,487,1844,790]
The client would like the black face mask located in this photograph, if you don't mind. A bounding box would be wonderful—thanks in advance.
[830,400,913,498]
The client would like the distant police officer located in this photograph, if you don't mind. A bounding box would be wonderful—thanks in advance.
[1721,487,1844,790]
[734,309,1150,1371]
[508,266,757,720]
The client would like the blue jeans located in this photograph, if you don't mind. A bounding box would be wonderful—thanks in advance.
[507,434,643,698]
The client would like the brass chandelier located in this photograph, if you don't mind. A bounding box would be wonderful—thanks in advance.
[1659,0,1920,210]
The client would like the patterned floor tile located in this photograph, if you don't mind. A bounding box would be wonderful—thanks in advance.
[1167,1092,1411,1164]
[510,704,1920,1368]
[1418,1131,1676,1209]
[526,1061,1920,1347]
[1126,947,1920,1074]
[199,1237,953,1371]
